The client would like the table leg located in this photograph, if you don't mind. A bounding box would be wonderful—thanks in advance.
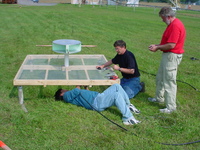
[18,86,23,104]
[18,86,28,112]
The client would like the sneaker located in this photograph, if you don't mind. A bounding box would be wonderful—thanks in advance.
[159,108,175,114]
[123,118,141,125]
[140,82,145,92]
[129,104,140,114]
[148,97,164,103]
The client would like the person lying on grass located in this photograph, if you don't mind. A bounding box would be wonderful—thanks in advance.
[54,83,141,125]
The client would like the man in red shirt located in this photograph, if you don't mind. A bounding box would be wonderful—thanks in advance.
[148,6,186,113]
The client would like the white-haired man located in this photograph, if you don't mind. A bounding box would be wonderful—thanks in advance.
[148,7,186,113]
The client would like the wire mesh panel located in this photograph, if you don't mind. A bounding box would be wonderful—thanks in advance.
[13,54,120,86]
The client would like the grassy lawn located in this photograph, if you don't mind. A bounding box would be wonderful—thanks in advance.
[0,3,200,150]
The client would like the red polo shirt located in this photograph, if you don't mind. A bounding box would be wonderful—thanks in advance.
[160,18,186,54]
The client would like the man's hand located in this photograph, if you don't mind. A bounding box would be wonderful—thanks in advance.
[76,85,89,90]
[76,85,81,89]
[96,60,113,70]
[148,44,158,52]
[96,65,104,70]
[113,65,120,70]
[149,43,176,52]
[84,86,89,90]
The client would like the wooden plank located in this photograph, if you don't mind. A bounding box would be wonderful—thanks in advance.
[18,65,98,71]
[23,54,105,60]
[13,79,120,86]
[36,45,97,47]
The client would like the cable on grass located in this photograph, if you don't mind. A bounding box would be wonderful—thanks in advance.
[190,57,199,60]
[139,69,199,92]
[80,93,200,146]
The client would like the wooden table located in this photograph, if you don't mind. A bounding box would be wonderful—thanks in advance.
[13,54,120,112]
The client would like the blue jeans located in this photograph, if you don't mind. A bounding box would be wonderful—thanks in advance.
[92,84,134,121]
[121,77,142,99]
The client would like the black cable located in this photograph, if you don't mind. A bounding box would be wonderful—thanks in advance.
[72,64,200,146]
[139,69,156,77]
[80,93,200,146]
[190,57,199,60]
[176,79,199,91]
[157,140,200,146]
[139,69,199,92]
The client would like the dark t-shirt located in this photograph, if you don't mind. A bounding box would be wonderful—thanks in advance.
[112,50,140,79]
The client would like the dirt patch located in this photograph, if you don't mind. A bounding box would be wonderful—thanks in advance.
[17,0,57,6]
[179,13,200,18]
[39,0,71,3]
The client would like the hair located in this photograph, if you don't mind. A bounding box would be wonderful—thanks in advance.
[159,7,176,17]
[113,40,126,48]
[54,89,64,101]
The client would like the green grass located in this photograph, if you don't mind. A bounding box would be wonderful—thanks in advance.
[0,4,200,150]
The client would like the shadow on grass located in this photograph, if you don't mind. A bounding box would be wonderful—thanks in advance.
[105,107,122,118]
[134,92,165,109]
[9,86,18,98]
[9,86,63,100]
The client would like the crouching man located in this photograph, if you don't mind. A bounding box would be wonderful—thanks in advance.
[54,84,141,125]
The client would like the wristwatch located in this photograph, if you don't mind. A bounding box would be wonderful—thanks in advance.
[118,68,121,71]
